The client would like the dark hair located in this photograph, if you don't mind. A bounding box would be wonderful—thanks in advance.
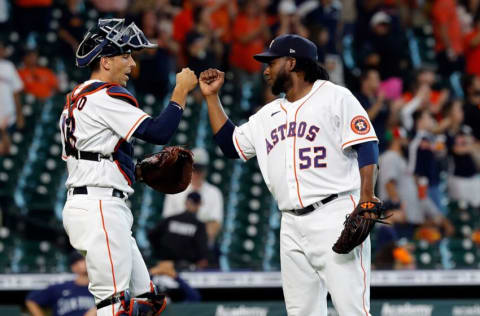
[360,67,379,82]
[292,58,329,82]
[89,58,101,73]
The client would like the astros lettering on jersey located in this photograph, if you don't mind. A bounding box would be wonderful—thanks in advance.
[232,80,378,211]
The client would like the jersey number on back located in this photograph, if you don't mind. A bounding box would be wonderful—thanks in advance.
[299,146,327,169]
[61,114,77,155]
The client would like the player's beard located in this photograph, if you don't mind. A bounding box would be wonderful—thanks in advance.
[271,69,292,96]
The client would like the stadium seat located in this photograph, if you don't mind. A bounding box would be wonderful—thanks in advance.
[414,240,442,269]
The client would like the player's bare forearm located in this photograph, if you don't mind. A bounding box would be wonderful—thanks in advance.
[359,164,377,202]
[84,307,97,316]
[205,94,229,134]
[170,68,198,109]
[385,180,400,202]
[200,69,229,134]
[206,221,221,243]
[170,86,189,109]
[25,300,46,316]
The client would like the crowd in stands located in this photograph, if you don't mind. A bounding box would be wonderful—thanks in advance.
[0,0,479,274]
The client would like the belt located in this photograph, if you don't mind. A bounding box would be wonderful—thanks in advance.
[71,186,126,199]
[96,291,128,310]
[71,150,111,162]
[286,194,339,216]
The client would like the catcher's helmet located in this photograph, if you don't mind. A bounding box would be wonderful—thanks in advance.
[75,18,156,68]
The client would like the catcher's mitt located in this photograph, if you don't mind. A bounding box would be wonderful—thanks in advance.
[332,200,389,254]
[136,146,193,194]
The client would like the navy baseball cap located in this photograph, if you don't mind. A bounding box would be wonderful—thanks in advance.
[187,191,202,204]
[254,34,318,63]
[69,251,84,265]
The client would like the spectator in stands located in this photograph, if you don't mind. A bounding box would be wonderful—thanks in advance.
[162,148,224,253]
[431,0,465,77]
[132,10,177,100]
[25,252,96,316]
[0,119,11,156]
[0,0,9,27]
[355,68,390,152]
[375,205,407,251]
[185,6,223,76]
[358,11,409,80]
[18,49,58,100]
[13,0,52,38]
[409,109,448,212]
[274,1,309,38]
[464,12,480,76]
[300,0,341,54]
[149,192,209,270]
[444,100,480,207]
[379,126,454,239]
[58,0,86,57]
[400,67,450,131]
[374,242,416,270]
[172,0,207,66]
[0,41,24,131]
[149,260,201,302]
[373,207,416,270]
[463,74,480,141]
[229,0,270,76]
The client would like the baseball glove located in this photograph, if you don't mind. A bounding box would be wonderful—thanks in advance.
[332,200,389,254]
[136,146,193,194]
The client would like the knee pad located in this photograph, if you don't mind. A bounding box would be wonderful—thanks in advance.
[133,282,167,316]
[97,283,166,316]
[96,291,132,316]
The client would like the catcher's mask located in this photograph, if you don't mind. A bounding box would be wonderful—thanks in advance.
[75,18,157,68]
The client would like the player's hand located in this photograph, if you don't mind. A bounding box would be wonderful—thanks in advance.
[358,196,381,220]
[175,68,198,93]
[199,68,225,97]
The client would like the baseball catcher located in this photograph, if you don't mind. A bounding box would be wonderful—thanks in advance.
[136,146,193,194]
[61,17,199,316]
[332,200,389,254]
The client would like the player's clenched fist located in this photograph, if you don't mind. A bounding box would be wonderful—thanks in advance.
[176,68,198,92]
[199,68,225,96]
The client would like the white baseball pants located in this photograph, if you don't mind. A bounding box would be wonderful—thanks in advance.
[280,192,371,316]
[62,188,151,316]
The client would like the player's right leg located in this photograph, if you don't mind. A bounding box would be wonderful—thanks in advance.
[280,212,328,316]
[62,195,134,315]
[128,235,167,314]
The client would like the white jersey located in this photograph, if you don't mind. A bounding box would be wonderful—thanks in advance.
[233,80,378,211]
[162,182,224,224]
[0,59,23,126]
[59,80,150,194]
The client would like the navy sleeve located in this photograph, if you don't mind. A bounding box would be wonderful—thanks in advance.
[133,101,183,145]
[353,141,379,168]
[414,146,431,177]
[26,286,57,306]
[213,119,239,159]
[194,223,209,261]
[175,276,201,302]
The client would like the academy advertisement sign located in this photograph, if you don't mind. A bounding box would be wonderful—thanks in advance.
[161,300,480,316]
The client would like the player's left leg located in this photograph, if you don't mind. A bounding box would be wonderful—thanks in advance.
[128,235,167,315]
[129,236,152,296]
[327,238,371,316]
[322,195,372,316]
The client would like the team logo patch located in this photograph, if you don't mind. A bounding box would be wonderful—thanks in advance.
[350,116,370,135]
